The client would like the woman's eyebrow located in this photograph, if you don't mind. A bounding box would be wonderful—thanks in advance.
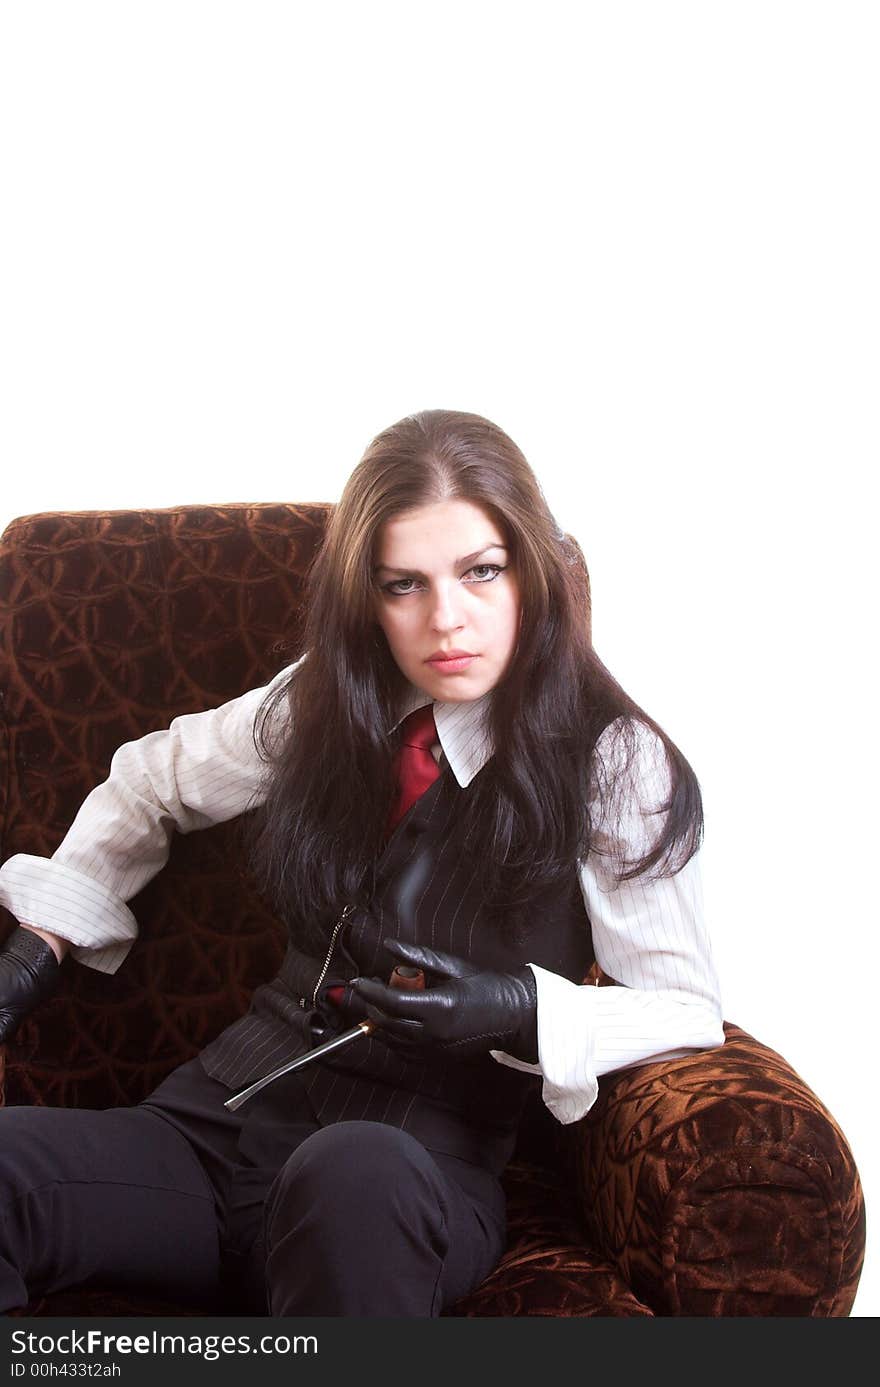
[373,543,508,577]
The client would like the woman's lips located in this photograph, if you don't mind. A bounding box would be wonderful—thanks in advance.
[426,654,476,673]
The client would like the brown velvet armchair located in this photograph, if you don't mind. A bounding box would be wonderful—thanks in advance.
[0,503,866,1317]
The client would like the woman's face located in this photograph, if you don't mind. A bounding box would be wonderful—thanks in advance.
[372,498,522,703]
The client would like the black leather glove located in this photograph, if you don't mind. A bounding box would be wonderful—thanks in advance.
[353,938,539,1064]
[0,926,61,1045]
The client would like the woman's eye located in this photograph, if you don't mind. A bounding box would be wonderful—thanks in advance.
[468,564,504,581]
[381,565,505,597]
[383,577,419,595]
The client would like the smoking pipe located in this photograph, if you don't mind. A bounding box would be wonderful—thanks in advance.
[223,963,424,1111]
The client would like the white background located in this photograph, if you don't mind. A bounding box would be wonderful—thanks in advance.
[1,2,876,1316]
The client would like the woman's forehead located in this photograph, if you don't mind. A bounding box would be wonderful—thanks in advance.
[375,499,506,560]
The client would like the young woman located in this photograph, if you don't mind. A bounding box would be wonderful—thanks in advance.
[0,408,724,1316]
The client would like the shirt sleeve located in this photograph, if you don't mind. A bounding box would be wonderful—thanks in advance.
[491,717,725,1123]
[0,660,298,974]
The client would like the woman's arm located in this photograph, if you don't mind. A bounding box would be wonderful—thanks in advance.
[492,719,725,1122]
[0,660,297,973]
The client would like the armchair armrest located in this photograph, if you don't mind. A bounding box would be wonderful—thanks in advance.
[560,1023,865,1316]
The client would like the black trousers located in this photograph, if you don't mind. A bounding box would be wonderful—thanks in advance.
[0,1056,507,1317]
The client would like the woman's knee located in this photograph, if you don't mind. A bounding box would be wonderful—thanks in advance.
[261,1123,455,1316]
[264,1121,444,1238]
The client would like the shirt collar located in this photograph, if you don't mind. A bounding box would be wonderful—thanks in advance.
[390,684,494,788]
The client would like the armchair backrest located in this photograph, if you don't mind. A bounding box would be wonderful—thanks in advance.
[0,503,330,1106]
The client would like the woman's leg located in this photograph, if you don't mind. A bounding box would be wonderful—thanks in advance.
[138,1057,320,1314]
[260,1121,507,1317]
[0,1102,222,1313]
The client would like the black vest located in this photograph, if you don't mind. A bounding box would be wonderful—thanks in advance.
[199,764,594,1173]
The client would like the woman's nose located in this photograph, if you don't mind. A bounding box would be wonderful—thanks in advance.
[428,582,465,630]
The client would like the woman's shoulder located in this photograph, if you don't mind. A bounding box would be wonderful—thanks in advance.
[589,715,673,824]
[592,714,669,777]
[248,652,307,752]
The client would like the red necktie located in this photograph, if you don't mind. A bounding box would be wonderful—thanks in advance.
[325,705,440,1009]
[385,704,441,840]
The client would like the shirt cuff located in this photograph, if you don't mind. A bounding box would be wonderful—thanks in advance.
[490,962,600,1124]
[0,854,138,975]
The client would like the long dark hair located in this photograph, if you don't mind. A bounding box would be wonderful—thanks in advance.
[248,408,703,948]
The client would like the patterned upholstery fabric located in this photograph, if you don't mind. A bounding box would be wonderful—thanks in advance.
[0,504,866,1316]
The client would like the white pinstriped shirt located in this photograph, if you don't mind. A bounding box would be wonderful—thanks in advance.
[0,655,725,1123]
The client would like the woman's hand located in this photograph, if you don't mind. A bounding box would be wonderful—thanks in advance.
[0,926,62,1044]
[18,925,69,963]
[309,979,374,1045]
[353,938,538,1063]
